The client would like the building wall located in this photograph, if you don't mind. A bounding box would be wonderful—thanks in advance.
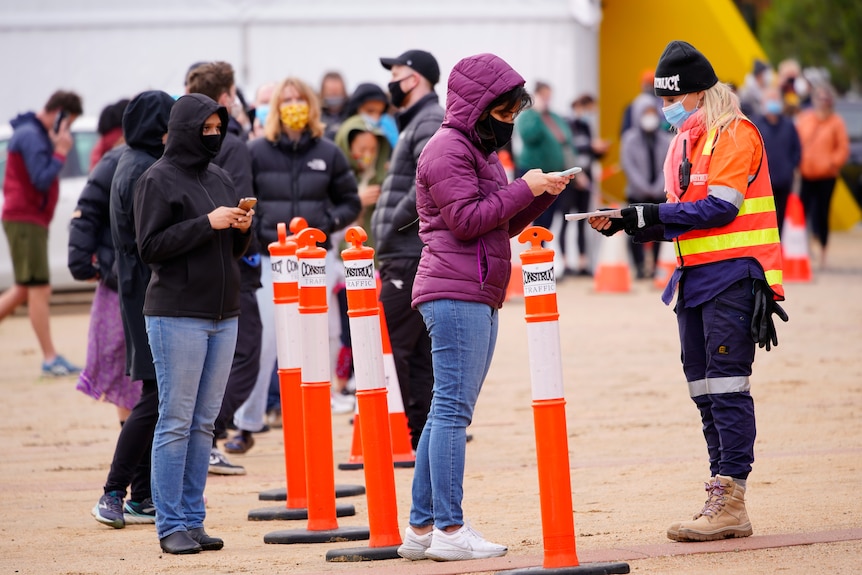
[0,1,599,123]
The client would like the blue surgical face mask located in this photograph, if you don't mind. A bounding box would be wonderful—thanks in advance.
[255,105,269,126]
[662,94,695,129]
[764,100,783,115]
[360,113,381,128]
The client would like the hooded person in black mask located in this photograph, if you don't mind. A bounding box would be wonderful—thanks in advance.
[133,93,252,554]
[91,90,176,531]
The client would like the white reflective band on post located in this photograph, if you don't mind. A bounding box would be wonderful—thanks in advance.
[522,261,557,297]
[274,303,301,369]
[527,322,564,400]
[382,352,405,413]
[343,258,376,291]
[349,314,385,392]
[299,257,327,288]
[300,312,330,383]
[271,255,298,284]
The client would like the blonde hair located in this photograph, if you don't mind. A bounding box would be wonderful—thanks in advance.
[264,77,325,142]
[700,81,743,133]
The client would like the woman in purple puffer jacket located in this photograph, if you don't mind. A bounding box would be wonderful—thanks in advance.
[397,53,572,562]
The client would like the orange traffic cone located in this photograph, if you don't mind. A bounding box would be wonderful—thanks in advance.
[593,229,631,293]
[339,303,415,470]
[653,241,677,290]
[782,193,811,282]
[498,149,515,183]
[506,262,525,301]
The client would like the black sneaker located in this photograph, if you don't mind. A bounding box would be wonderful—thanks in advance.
[124,497,156,524]
[92,491,125,529]
[209,448,246,475]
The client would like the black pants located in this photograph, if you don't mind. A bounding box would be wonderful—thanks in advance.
[378,257,433,450]
[772,184,791,237]
[214,289,262,441]
[104,378,157,502]
[800,177,836,248]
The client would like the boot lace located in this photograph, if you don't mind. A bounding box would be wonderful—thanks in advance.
[698,478,728,518]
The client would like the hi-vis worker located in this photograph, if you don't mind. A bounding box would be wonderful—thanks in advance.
[590,41,788,543]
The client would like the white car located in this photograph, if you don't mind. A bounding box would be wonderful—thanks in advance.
[0,117,98,291]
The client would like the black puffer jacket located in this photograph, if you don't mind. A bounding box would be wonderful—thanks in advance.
[247,131,359,249]
[134,93,250,320]
[110,90,175,381]
[371,93,444,260]
[68,144,125,290]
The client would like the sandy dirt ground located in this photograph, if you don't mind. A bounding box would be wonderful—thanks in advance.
[1,227,861,575]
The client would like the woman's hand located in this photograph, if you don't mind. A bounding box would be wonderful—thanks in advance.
[521,169,573,197]
[209,206,254,231]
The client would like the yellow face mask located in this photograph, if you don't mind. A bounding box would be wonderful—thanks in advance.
[279,102,309,131]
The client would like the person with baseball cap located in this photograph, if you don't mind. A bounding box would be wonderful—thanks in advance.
[371,49,444,458]
[590,40,788,543]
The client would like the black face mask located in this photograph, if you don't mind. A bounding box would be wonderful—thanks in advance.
[201,134,221,156]
[388,77,414,108]
[481,115,514,151]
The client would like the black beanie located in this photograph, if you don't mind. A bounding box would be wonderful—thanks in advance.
[653,41,719,96]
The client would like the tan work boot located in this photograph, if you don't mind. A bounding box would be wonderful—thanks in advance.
[668,475,753,542]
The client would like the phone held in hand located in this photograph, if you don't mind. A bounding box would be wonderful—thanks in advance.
[237,197,257,211]
[554,167,582,177]
[53,110,67,134]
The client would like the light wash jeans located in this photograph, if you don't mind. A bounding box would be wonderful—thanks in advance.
[233,251,342,431]
[410,299,498,529]
[146,315,238,539]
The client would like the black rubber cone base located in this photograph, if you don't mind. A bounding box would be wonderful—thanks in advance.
[325,544,401,562]
[258,483,365,501]
[337,460,415,471]
[263,525,370,545]
[497,561,630,575]
[248,502,355,521]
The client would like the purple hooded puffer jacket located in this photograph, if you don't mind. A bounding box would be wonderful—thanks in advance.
[411,53,557,309]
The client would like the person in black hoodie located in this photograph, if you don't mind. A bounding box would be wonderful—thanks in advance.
[186,61,261,476]
[90,90,175,530]
[134,93,252,555]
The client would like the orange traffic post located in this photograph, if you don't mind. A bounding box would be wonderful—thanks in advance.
[257,218,364,506]
[264,227,369,545]
[339,303,415,471]
[250,219,360,521]
[326,227,402,562]
[499,227,630,575]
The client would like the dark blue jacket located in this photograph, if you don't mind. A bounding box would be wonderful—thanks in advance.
[752,114,801,191]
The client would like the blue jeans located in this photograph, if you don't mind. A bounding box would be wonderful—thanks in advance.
[146,316,238,539]
[410,299,498,529]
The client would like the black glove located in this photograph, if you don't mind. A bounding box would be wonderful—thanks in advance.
[750,280,789,351]
[595,208,627,237]
[620,204,661,235]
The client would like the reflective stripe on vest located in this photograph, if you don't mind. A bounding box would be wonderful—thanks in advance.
[673,120,785,301]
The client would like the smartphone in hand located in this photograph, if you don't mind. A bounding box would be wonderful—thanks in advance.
[53,110,67,134]
[238,197,257,211]
[554,167,582,177]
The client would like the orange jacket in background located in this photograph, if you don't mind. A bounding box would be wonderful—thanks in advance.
[796,110,850,180]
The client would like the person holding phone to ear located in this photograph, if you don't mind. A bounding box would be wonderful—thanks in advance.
[1,89,83,376]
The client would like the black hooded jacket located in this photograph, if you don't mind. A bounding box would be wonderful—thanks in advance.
[134,93,250,320]
[110,90,175,381]
[68,144,125,290]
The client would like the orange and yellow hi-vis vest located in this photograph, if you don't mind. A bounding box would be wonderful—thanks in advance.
[674,119,785,301]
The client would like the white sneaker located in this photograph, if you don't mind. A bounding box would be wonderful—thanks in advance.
[397,526,432,560]
[331,391,355,414]
[424,521,507,561]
